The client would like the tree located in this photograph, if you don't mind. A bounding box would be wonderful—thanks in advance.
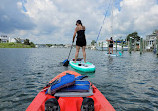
[30,42,35,48]
[91,40,96,46]
[24,39,30,45]
[46,44,53,47]
[126,32,140,42]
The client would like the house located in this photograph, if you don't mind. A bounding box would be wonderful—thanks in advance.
[0,35,8,43]
[14,38,25,43]
[9,37,16,43]
[146,30,158,50]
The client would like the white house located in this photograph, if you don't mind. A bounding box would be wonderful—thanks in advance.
[146,30,158,50]
[0,35,8,43]
[9,37,16,43]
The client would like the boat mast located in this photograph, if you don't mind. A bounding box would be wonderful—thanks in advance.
[111,0,114,38]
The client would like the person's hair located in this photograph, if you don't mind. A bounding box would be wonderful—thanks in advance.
[76,20,82,26]
[110,37,113,40]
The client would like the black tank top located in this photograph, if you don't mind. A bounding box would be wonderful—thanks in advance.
[110,40,113,44]
[76,30,85,39]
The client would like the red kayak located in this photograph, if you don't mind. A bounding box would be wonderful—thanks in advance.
[26,71,115,111]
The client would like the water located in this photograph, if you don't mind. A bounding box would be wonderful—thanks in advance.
[0,48,158,111]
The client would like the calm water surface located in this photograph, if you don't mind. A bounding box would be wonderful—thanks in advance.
[0,48,158,111]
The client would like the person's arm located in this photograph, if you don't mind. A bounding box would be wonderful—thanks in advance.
[83,26,86,30]
[106,39,110,41]
[83,26,86,38]
[73,27,78,43]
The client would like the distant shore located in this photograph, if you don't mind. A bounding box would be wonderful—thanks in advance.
[0,43,33,48]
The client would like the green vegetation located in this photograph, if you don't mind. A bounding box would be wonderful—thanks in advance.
[23,39,35,48]
[30,42,35,48]
[91,40,96,46]
[24,39,30,45]
[0,43,33,48]
[0,38,36,48]
[46,44,53,47]
[126,32,140,42]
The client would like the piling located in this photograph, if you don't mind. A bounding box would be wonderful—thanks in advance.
[128,41,129,52]
[134,40,136,52]
[143,40,146,52]
[140,38,143,54]
[157,39,158,55]
[129,37,132,53]
[115,40,117,52]
[102,42,103,51]
[121,40,123,52]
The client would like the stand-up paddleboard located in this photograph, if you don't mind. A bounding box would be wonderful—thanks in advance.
[105,52,122,57]
[106,53,119,56]
[69,58,95,72]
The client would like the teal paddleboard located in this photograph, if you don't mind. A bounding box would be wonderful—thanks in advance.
[69,59,95,72]
[105,52,122,57]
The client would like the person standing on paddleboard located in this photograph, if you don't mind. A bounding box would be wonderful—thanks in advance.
[73,20,86,63]
[107,37,114,54]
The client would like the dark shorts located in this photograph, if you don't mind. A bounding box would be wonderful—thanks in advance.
[109,44,113,48]
[76,38,86,47]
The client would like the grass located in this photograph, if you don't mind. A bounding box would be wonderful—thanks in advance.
[0,43,32,48]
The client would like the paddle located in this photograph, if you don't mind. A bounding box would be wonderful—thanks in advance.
[63,42,73,66]
[119,52,122,56]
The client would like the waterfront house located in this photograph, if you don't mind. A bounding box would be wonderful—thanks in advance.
[9,38,16,43]
[146,30,158,50]
[14,38,25,43]
[0,35,8,43]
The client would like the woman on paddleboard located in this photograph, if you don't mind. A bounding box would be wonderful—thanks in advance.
[107,37,114,54]
[73,20,86,63]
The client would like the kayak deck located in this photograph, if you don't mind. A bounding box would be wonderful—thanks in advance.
[26,71,115,111]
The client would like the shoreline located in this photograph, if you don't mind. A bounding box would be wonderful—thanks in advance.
[0,43,34,48]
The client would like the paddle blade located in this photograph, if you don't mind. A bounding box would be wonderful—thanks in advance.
[63,59,68,64]
[119,52,122,56]
[63,60,69,66]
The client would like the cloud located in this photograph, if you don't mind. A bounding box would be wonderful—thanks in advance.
[111,0,158,38]
[22,0,111,43]
[0,0,35,33]
[0,0,158,44]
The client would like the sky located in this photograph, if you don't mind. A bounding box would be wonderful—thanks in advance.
[0,0,158,44]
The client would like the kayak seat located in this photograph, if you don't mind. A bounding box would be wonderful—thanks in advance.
[45,98,60,111]
[46,74,75,95]
[61,80,90,92]
[81,98,94,111]
[54,87,93,97]
[54,80,93,97]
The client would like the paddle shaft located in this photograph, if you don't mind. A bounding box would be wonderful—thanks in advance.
[67,42,73,60]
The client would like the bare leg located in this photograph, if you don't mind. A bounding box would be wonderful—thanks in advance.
[75,46,80,63]
[82,46,86,63]
[112,47,113,54]
[109,47,110,54]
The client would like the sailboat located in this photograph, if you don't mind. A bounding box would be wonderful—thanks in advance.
[96,0,128,51]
